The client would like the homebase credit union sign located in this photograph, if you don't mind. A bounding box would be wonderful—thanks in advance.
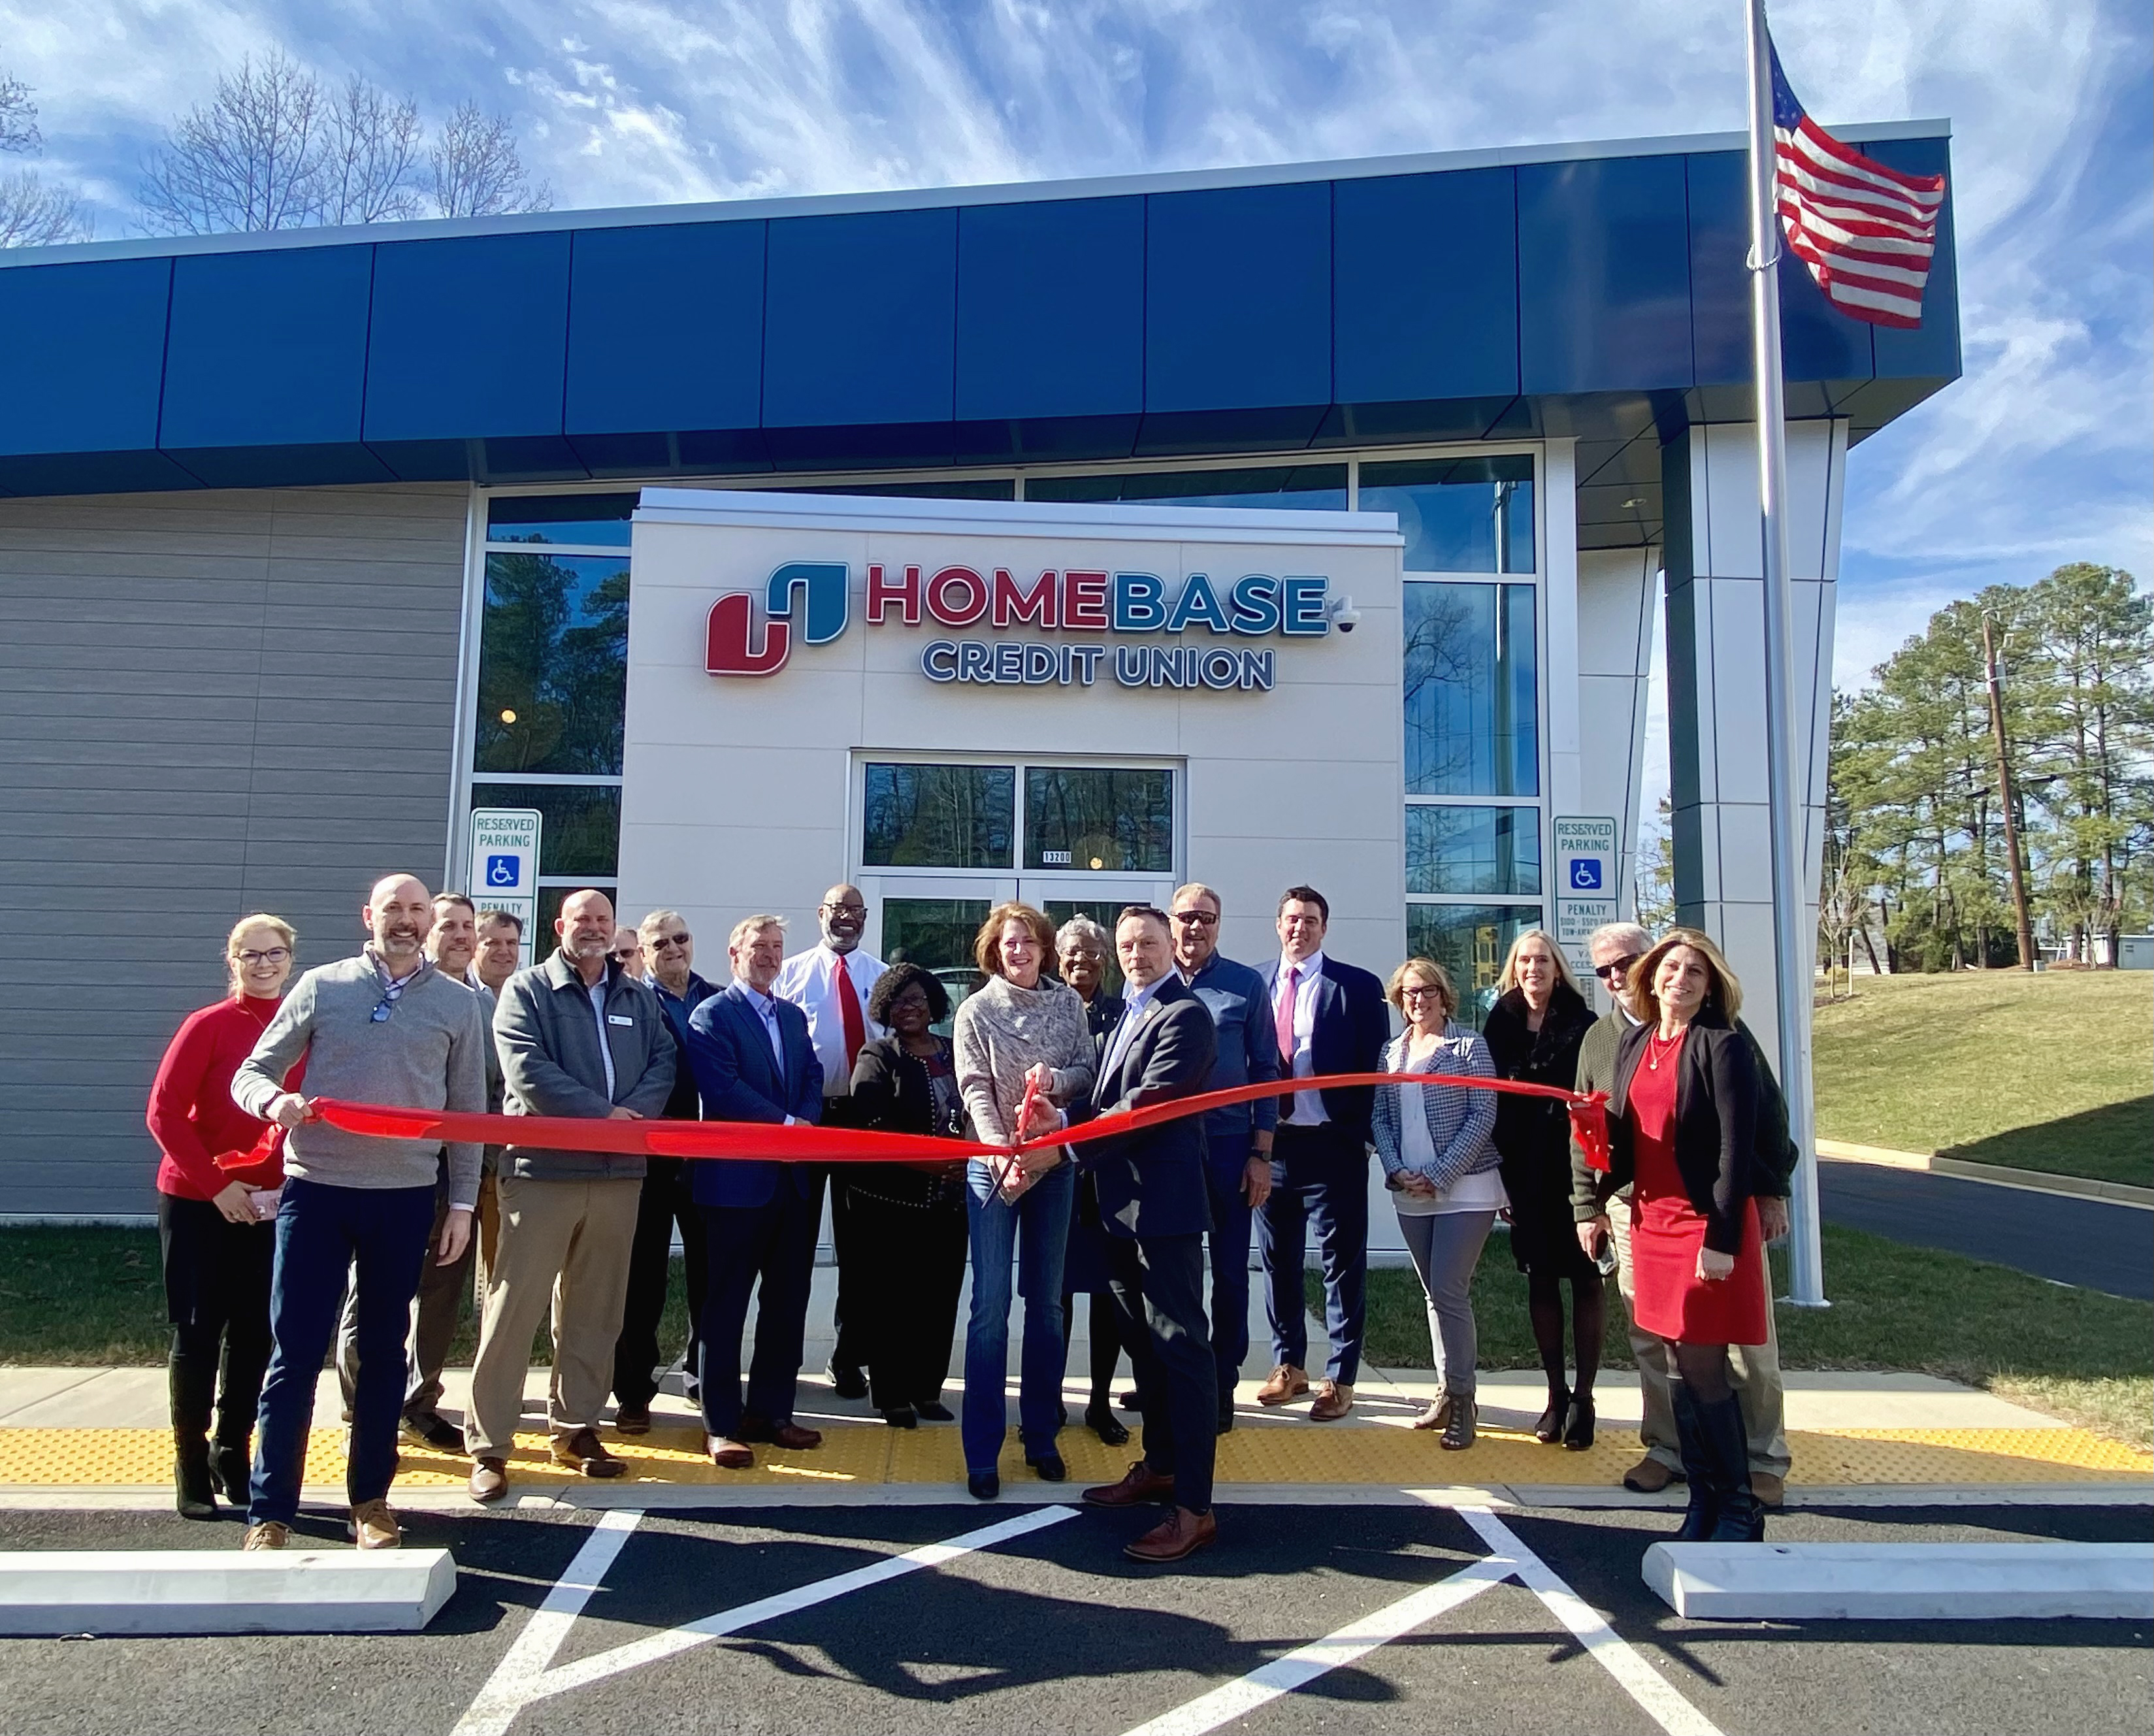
[704,557,1341,694]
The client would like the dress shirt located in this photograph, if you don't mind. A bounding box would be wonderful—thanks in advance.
[1272,950,1330,1125]
[584,976,618,1097]
[736,982,790,1075]
[1101,975,1164,1084]
[774,943,887,1095]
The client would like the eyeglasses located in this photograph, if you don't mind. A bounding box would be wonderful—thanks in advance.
[1171,910,1219,926]
[1595,956,1641,981]
[821,902,867,917]
[1400,985,1444,1001]
[235,947,291,966]
[649,933,692,949]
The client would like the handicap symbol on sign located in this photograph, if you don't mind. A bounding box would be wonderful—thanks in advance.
[1569,859,1603,891]
[485,855,522,889]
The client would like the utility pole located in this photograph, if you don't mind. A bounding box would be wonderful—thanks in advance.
[1982,609,2037,970]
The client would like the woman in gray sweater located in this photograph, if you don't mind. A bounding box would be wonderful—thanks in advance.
[951,901,1095,1499]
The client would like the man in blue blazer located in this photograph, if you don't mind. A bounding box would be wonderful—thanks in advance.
[1256,886,1390,1421]
[1041,906,1220,1565]
[681,914,825,1467]
[1170,881,1281,1433]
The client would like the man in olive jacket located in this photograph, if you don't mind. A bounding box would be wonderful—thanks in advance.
[1569,923,1793,1505]
[466,890,676,1501]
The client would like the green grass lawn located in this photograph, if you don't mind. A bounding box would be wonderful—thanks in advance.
[1812,970,2153,1187]
[1323,1222,2152,1449]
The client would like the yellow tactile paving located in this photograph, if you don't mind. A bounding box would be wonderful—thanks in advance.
[1,1420,2145,1489]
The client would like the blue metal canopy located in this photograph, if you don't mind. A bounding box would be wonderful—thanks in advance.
[0,125,1956,548]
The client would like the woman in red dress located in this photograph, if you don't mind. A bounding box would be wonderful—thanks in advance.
[1597,928,1767,1541]
[146,914,302,1518]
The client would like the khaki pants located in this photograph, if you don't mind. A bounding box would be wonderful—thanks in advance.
[466,1174,642,1459]
[1610,1201,1791,1478]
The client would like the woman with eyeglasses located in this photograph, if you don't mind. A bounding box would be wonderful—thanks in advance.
[1371,960,1503,1450]
[1483,928,1604,1450]
[145,914,304,1518]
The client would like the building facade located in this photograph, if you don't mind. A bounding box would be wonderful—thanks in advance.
[0,126,1957,1217]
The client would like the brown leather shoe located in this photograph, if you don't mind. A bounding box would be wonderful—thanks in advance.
[1412,1392,1455,1432]
[1752,1471,1786,1509]
[241,1520,288,1551]
[553,1426,627,1478]
[1083,1460,1177,1507]
[348,1498,401,1550]
[614,1403,651,1437]
[1309,1381,1354,1421]
[708,1435,754,1469]
[738,1415,823,1450]
[468,1456,510,1504]
[1124,1507,1218,1564]
[1622,1455,1682,1494]
[1256,1364,1310,1407]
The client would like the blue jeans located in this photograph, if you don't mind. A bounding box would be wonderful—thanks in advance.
[962,1158,1073,1473]
[249,1176,436,1527]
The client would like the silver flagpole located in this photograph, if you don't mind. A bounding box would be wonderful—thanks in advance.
[1744,0,1827,1306]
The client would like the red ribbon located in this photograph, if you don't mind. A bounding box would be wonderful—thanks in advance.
[307,1071,1612,1173]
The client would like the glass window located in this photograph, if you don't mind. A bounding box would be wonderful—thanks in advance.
[1025,465,1347,512]
[1024,767,1174,872]
[1359,455,1534,574]
[486,493,638,548]
[772,478,1017,501]
[1407,904,1542,1028]
[863,764,1015,869]
[881,898,993,1032]
[1041,898,1130,999]
[468,783,622,879]
[1407,806,1542,896]
[475,552,630,777]
[1404,581,1539,797]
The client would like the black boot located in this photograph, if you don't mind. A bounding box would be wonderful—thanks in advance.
[1696,1394,1765,1543]
[174,1433,216,1520]
[1669,1386,1719,1541]
[209,1433,253,1505]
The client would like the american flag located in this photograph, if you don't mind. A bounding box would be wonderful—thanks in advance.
[1771,41,1946,328]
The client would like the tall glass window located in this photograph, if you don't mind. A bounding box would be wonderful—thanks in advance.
[1405,581,1538,798]
[1406,805,1541,897]
[862,764,1017,868]
[1024,767,1174,872]
[1407,904,1542,1027]
[1360,454,1534,574]
[1026,465,1346,511]
[475,551,630,777]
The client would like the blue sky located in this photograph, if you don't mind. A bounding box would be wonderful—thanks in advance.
[5,0,2149,702]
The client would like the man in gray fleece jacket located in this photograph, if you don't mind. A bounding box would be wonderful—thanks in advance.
[230,873,489,1552]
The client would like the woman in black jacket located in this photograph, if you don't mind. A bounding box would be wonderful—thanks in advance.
[1483,928,1604,1449]
[847,964,971,1428]
[1591,928,1767,1542]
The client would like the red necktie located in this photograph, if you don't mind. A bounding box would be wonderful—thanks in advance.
[833,953,866,1074]
[1275,965,1299,1072]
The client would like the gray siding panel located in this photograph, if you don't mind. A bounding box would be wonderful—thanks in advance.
[0,482,470,1217]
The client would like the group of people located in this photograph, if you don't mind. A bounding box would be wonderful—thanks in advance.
[148,868,1790,1566]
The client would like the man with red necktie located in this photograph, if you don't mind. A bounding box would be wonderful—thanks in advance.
[775,884,889,1398]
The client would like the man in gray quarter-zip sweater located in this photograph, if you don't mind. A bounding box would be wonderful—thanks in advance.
[230,873,489,1552]
[465,888,676,1504]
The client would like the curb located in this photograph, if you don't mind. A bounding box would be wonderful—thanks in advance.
[1816,1139,2154,1209]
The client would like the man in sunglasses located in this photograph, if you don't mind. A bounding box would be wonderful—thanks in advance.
[1170,882,1281,1432]
[232,872,489,1552]
[1569,921,1792,1505]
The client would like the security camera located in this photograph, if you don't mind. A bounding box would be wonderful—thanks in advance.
[1327,594,1361,634]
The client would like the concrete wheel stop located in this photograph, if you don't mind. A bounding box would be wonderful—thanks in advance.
[1644,1541,2154,1621]
[0,1548,457,1635]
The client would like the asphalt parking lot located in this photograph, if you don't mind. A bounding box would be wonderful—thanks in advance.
[2,1499,2147,1736]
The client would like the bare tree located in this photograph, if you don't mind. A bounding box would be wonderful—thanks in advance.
[430,102,551,218]
[318,76,424,225]
[0,69,91,247]
[1,72,40,153]
[139,51,327,233]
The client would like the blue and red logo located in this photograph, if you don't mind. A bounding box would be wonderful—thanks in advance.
[705,561,849,676]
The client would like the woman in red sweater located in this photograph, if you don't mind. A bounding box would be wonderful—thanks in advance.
[146,914,304,1518]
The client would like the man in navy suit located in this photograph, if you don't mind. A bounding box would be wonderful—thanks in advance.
[1256,886,1390,1422]
[1038,906,1221,1565]
[681,914,825,1468]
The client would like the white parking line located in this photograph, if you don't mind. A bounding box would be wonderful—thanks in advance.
[452,1507,644,1736]
[1115,1551,1516,1736]
[451,1505,1077,1735]
[1461,1509,1723,1736]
